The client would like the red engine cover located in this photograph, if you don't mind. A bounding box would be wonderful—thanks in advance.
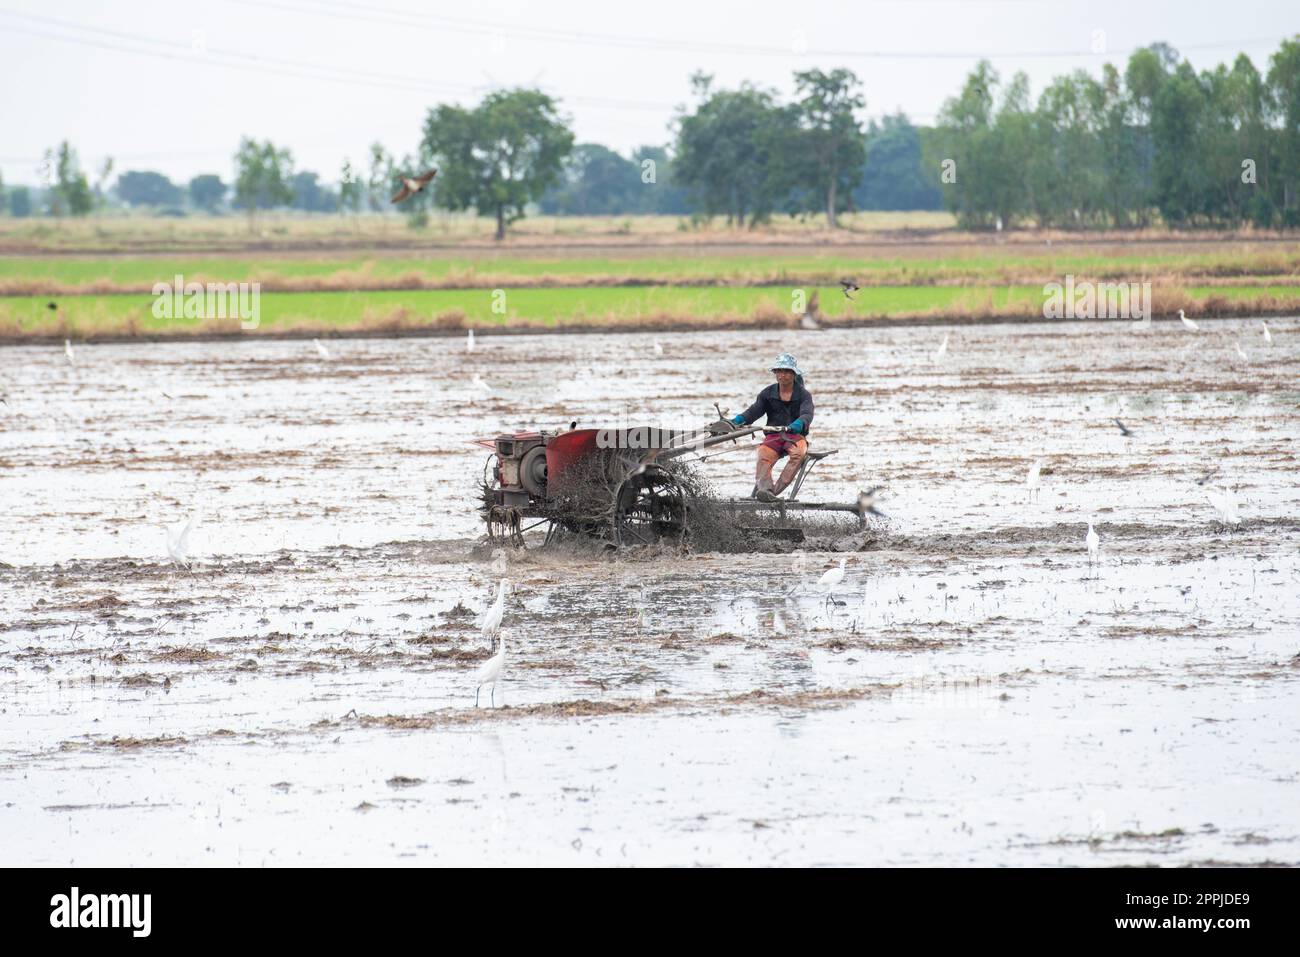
[544,429,601,483]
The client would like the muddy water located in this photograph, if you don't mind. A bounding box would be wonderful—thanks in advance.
[2,318,1298,865]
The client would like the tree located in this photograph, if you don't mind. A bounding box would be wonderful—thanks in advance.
[421,88,575,239]
[232,138,294,229]
[339,159,361,216]
[93,158,114,209]
[9,186,32,217]
[630,145,689,214]
[189,174,226,212]
[1267,38,1300,225]
[290,171,338,212]
[793,68,866,227]
[365,143,393,212]
[673,73,800,227]
[116,170,183,207]
[856,114,943,211]
[538,143,640,214]
[44,141,92,217]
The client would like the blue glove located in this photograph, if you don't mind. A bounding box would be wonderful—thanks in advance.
[730,414,746,425]
[788,418,805,434]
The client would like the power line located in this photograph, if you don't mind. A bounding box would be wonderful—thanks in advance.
[0,8,680,111]
[229,0,1297,61]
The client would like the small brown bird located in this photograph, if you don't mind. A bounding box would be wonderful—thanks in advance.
[390,169,437,204]
[839,279,859,300]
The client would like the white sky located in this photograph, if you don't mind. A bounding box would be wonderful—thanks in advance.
[1,0,1297,187]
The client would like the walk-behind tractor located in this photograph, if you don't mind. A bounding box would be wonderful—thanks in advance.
[475,411,880,548]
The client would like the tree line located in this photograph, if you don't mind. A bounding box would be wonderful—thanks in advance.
[5,37,1296,233]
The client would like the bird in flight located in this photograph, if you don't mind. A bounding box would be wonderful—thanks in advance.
[390,169,437,204]
[839,279,860,300]
[1114,418,1133,437]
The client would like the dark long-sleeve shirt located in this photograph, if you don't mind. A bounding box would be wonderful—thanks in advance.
[738,381,814,435]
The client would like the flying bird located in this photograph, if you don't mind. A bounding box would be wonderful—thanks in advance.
[857,486,886,518]
[1179,309,1198,331]
[390,169,437,204]
[839,278,860,299]
[1114,418,1133,437]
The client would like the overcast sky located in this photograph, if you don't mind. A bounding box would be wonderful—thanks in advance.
[1,0,1297,187]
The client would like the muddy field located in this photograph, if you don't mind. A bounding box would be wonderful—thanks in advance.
[2,317,1298,866]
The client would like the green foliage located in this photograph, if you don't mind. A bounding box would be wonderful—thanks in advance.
[366,143,392,212]
[290,171,338,212]
[673,77,801,226]
[9,186,32,217]
[792,68,866,226]
[933,38,1300,230]
[41,142,93,217]
[116,170,183,208]
[338,160,361,215]
[421,88,575,239]
[856,114,943,211]
[232,138,294,225]
[188,174,226,212]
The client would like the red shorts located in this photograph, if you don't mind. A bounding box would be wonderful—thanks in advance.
[760,433,807,459]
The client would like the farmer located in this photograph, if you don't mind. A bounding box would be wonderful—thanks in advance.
[723,352,814,502]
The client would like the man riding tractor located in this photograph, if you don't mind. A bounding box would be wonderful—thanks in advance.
[711,353,814,503]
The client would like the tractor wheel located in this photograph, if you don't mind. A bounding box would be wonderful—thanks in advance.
[612,466,687,548]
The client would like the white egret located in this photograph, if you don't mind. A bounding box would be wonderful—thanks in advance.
[64,339,75,364]
[653,339,664,356]
[1235,339,1248,362]
[1179,309,1198,331]
[1206,488,1240,526]
[480,578,508,646]
[313,338,331,359]
[470,374,491,398]
[1085,522,1099,566]
[934,334,949,362]
[475,633,506,707]
[166,512,201,567]
[818,557,847,594]
[1260,320,1272,344]
[1027,459,1044,503]
[466,329,475,353]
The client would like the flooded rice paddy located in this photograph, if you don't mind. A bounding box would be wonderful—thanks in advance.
[1,317,1298,865]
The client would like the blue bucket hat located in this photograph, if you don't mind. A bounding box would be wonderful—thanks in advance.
[770,352,803,377]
